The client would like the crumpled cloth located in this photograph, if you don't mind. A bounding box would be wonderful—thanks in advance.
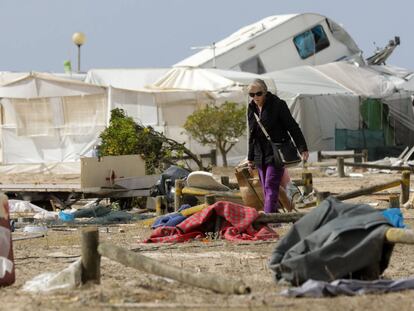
[151,204,191,229]
[281,278,414,297]
[145,201,278,243]
[382,208,406,228]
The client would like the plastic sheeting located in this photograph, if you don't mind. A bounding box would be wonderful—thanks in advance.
[287,94,360,151]
[1,93,107,164]
[85,68,169,91]
[0,72,105,98]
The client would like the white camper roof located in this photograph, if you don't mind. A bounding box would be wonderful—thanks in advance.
[175,14,298,68]
[175,13,360,69]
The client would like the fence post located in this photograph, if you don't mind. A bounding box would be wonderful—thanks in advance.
[317,151,322,162]
[389,195,400,209]
[302,172,313,195]
[401,170,411,204]
[221,176,230,187]
[362,149,369,162]
[337,157,345,178]
[174,179,185,211]
[81,227,100,284]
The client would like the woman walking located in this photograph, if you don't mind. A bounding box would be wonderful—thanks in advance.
[247,79,308,213]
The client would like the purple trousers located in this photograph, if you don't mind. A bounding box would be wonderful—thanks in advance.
[257,163,285,213]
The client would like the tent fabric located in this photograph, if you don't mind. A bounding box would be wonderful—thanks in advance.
[288,94,360,151]
[0,72,105,98]
[85,68,169,91]
[269,197,393,286]
[150,67,236,91]
[315,62,398,98]
[0,73,108,164]
[0,162,80,175]
[268,65,351,95]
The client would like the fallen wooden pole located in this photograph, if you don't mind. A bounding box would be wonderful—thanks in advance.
[385,228,414,244]
[335,179,401,201]
[343,162,414,172]
[12,233,45,241]
[182,187,242,199]
[98,242,251,295]
[254,212,305,224]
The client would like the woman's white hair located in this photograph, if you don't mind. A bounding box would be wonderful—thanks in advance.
[247,79,268,93]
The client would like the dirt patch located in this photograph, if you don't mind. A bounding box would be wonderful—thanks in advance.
[2,167,414,310]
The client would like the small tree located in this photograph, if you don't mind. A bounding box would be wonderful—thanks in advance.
[99,108,207,173]
[184,102,246,167]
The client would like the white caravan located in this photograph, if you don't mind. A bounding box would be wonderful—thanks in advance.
[175,13,361,73]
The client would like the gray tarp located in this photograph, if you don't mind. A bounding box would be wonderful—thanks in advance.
[269,197,393,285]
[281,278,414,297]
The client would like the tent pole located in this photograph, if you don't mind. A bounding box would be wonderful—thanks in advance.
[106,86,112,126]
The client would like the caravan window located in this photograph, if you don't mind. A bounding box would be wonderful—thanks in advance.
[293,25,330,59]
[240,56,266,74]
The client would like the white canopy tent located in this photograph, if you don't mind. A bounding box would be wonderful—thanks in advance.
[0,72,107,166]
[85,67,275,165]
[267,62,414,151]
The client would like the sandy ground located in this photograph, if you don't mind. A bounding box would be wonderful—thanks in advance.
[1,166,414,311]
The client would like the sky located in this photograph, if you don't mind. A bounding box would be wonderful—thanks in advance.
[0,0,413,73]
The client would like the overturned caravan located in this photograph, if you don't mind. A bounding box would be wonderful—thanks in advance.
[175,13,362,74]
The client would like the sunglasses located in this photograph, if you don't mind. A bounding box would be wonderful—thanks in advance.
[249,91,264,98]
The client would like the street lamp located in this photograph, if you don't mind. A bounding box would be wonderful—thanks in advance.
[190,42,216,68]
[72,32,86,73]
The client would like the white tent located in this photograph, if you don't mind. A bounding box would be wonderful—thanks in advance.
[267,62,414,151]
[85,67,277,165]
[0,72,107,165]
[85,68,170,91]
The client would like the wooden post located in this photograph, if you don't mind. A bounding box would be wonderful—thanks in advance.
[220,176,230,187]
[155,196,166,216]
[81,227,100,284]
[205,194,216,206]
[362,149,369,162]
[174,179,185,211]
[98,243,250,294]
[317,151,322,162]
[337,157,345,178]
[316,191,331,205]
[389,195,400,209]
[302,172,313,195]
[354,149,362,163]
[204,195,221,235]
[401,170,411,204]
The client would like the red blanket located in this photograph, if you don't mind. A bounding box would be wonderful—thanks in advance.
[145,201,278,243]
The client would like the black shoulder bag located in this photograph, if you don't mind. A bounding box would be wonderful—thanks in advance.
[254,113,302,168]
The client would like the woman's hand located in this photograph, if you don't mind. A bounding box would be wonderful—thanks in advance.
[247,161,255,174]
[301,151,309,162]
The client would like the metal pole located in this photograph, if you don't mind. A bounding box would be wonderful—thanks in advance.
[77,44,81,73]
[212,42,216,68]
